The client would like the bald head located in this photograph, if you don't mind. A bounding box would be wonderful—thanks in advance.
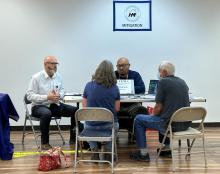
[44,56,57,64]
[116,57,130,78]
[44,56,59,77]
[117,57,129,65]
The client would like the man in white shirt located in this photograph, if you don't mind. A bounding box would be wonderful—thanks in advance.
[26,56,77,150]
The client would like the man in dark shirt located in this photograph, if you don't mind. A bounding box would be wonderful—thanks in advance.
[130,61,190,161]
[115,57,147,140]
[115,57,145,94]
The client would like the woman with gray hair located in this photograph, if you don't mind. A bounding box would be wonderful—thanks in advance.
[82,60,120,161]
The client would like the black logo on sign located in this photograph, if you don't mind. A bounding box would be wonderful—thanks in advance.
[125,6,140,22]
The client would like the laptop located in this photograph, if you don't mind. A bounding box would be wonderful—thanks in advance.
[148,80,159,95]
[117,79,135,95]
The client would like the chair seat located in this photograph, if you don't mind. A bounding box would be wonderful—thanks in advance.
[79,129,113,141]
[78,136,112,142]
[30,116,40,121]
[173,127,201,136]
[80,129,112,137]
[29,115,61,122]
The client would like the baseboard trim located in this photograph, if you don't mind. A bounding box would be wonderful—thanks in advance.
[11,122,220,131]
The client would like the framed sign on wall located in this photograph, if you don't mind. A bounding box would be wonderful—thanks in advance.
[113,0,152,31]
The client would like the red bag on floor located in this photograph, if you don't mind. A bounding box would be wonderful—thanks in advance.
[38,147,69,171]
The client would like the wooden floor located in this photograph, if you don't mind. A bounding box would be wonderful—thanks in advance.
[1,128,220,174]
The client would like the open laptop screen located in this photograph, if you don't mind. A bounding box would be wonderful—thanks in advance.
[117,79,135,95]
[148,80,159,94]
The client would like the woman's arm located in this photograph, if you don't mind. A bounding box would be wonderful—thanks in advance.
[115,100,120,112]
[82,97,87,108]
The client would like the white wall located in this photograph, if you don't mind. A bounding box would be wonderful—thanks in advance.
[0,0,219,126]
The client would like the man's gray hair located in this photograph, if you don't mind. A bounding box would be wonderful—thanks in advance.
[159,61,175,76]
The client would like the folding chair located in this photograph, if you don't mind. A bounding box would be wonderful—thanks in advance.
[156,106,207,171]
[22,94,65,150]
[74,107,118,173]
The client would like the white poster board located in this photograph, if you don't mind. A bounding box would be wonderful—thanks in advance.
[113,0,152,31]
[117,79,135,95]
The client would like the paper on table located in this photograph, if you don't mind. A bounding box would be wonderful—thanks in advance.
[64,92,82,96]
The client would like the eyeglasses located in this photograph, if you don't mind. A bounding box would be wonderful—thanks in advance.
[46,62,59,65]
[116,64,129,68]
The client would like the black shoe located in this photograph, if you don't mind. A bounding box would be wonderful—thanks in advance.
[130,151,150,162]
[157,148,172,158]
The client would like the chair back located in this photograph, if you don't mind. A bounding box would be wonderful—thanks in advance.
[75,107,114,123]
[23,94,32,118]
[24,94,32,105]
[170,107,206,123]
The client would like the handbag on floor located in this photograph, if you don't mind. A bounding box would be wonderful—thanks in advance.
[38,146,70,171]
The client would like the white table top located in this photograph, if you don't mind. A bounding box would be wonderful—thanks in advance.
[63,94,206,104]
